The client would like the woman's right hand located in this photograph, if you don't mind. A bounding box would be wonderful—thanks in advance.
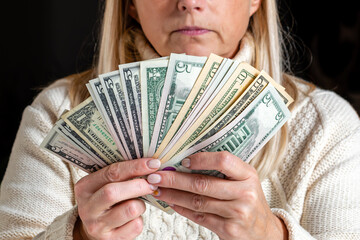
[74,158,161,240]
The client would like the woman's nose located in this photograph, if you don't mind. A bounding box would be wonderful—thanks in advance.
[177,0,206,13]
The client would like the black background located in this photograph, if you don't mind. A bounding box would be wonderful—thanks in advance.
[1,1,359,181]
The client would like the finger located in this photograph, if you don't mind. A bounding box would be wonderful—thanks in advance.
[75,158,160,197]
[172,205,226,237]
[85,178,153,215]
[110,216,144,240]
[153,187,238,218]
[86,216,144,240]
[147,171,239,200]
[99,199,146,231]
[182,151,257,180]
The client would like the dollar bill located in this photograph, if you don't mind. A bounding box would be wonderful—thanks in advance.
[158,58,241,158]
[43,121,174,212]
[119,62,143,158]
[190,70,291,147]
[183,59,236,125]
[153,53,223,158]
[62,97,123,164]
[40,125,101,173]
[55,119,107,167]
[140,59,169,157]
[87,78,128,159]
[148,53,207,156]
[143,194,175,214]
[161,62,259,163]
[99,71,138,160]
[161,84,291,177]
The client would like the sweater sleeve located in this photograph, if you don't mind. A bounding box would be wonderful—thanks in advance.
[0,80,81,239]
[300,126,360,239]
[272,90,360,240]
[273,125,360,240]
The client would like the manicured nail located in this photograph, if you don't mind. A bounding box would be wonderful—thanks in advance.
[147,174,161,184]
[168,203,174,207]
[182,158,191,168]
[149,184,158,191]
[152,188,161,197]
[147,159,161,169]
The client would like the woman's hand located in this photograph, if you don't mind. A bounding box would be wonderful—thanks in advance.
[74,158,161,240]
[148,152,288,240]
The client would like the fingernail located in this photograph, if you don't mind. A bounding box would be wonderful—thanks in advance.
[182,158,191,168]
[168,203,174,207]
[152,188,161,197]
[147,159,161,169]
[147,174,161,184]
[149,184,158,191]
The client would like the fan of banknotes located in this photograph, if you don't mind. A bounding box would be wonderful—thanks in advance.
[40,53,293,212]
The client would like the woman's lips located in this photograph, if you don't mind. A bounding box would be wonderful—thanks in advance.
[175,27,210,36]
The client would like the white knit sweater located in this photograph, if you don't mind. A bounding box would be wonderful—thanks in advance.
[1,77,360,239]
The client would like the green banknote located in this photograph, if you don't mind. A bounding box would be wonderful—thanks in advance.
[148,53,207,156]
[140,59,169,157]
[153,53,223,158]
[87,78,129,159]
[119,62,143,158]
[161,62,259,163]
[161,83,291,178]
[62,97,123,164]
[99,70,137,160]
[40,125,102,173]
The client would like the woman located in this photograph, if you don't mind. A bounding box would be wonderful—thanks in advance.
[1,0,359,239]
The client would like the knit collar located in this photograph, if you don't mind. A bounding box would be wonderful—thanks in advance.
[135,32,254,64]
[232,32,254,64]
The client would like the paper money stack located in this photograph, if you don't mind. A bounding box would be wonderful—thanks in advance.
[41,53,293,212]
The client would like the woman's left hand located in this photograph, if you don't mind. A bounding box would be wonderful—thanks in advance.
[147,152,288,240]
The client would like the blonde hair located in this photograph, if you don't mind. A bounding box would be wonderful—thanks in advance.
[69,0,303,180]
[246,0,290,180]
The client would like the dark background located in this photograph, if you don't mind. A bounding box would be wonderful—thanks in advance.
[1,1,359,182]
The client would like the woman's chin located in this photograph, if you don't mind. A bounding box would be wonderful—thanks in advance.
[169,44,234,58]
[170,47,216,57]
[156,41,234,58]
